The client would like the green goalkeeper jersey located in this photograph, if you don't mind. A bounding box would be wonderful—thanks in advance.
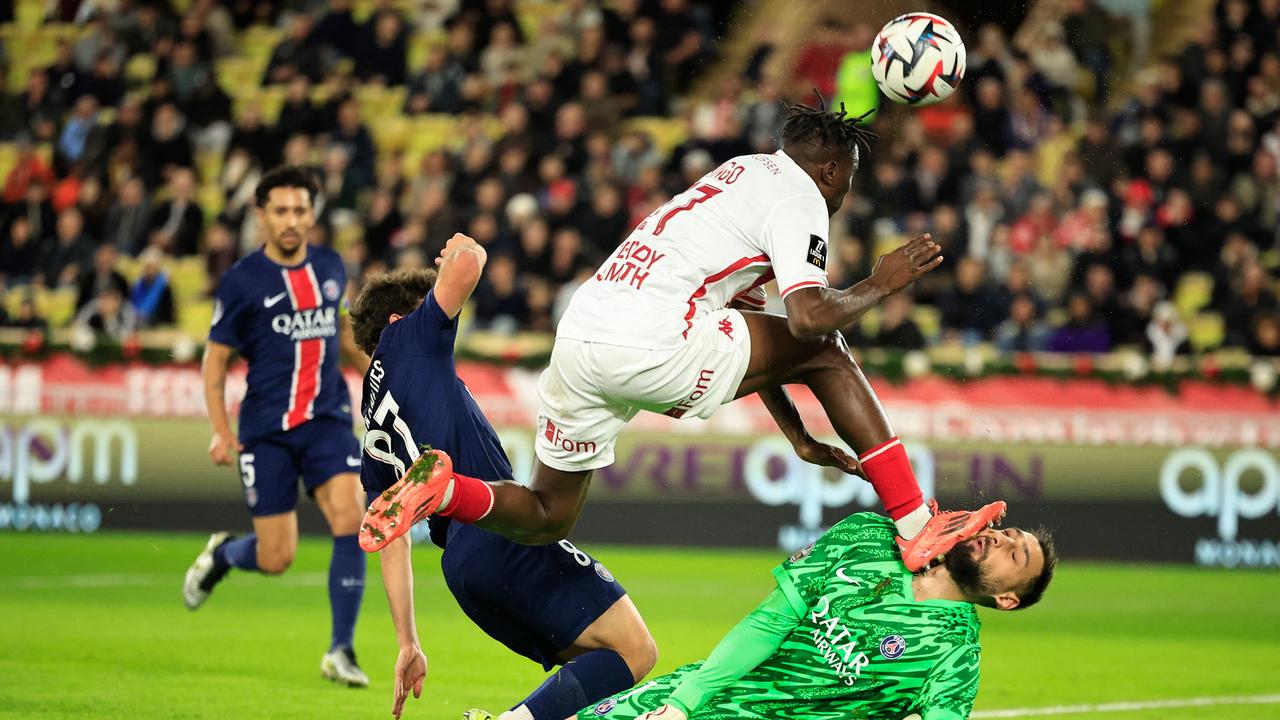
[581,513,981,720]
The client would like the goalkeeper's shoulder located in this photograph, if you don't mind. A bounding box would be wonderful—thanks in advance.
[823,512,897,543]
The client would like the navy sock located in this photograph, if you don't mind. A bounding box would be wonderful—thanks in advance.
[328,534,366,651]
[213,534,259,572]
[518,649,634,719]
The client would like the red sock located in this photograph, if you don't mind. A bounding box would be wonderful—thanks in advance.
[438,472,496,524]
[858,437,924,520]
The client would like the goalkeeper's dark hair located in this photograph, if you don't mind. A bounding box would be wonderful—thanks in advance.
[254,164,319,208]
[779,91,877,171]
[1013,526,1058,611]
[349,268,438,355]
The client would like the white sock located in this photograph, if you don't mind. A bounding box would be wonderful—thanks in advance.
[499,707,533,720]
[895,503,931,539]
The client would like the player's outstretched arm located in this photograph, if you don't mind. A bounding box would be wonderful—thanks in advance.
[782,234,943,340]
[660,586,803,716]
[381,533,427,719]
[433,232,488,319]
[202,341,242,466]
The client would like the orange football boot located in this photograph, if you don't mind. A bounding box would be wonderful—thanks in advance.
[897,499,1009,572]
[359,447,454,552]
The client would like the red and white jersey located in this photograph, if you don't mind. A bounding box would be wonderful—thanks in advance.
[557,150,831,350]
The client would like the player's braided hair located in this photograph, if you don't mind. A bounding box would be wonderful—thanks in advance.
[780,90,877,171]
[350,268,438,356]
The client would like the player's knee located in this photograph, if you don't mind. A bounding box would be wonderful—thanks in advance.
[628,631,659,681]
[257,547,294,575]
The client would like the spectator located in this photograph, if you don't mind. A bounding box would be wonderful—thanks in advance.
[472,254,530,333]
[76,243,128,310]
[939,256,1005,342]
[1248,313,1280,356]
[995,293,1050,352]
[40,207,94,287]
[0,216,40,284]
[130,247,176,327]
[865,293,926,350]
[1046,291,1112,353]
[73,286,137,342]
[1114,274,1164,346]
[1222,262,1278,346]
[140,103,194,189]
[2,139,56,205]
[359,9,408,85]
[102,176,152,253]
[147,167,204,256]
[1146,301,1190,368]
[0,294,48,331]
[331,98,377,190]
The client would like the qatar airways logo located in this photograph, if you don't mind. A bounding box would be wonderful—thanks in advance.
[271,306,337,341]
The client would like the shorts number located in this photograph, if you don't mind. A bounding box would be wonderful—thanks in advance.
[558,540,592,567]
[239,453,256,488]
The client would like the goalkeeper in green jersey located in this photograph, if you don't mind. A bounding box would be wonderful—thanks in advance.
[573,512,1056,720]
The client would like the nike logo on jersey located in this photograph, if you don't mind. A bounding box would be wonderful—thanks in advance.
[835,568,863,587]
[264,292,288,308]
[346,456,362,467]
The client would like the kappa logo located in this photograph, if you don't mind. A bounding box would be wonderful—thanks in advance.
[718,317,735,340]
[263,292,288,308]
[880,634,907,660]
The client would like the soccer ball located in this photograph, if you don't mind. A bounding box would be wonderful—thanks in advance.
[870,12,966,106]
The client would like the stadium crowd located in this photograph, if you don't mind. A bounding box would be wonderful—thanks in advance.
[0,0,1276,360]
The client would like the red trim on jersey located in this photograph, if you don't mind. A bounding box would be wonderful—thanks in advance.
[282,266,324,431]
[683,255,769,337]
[780,279,827,297]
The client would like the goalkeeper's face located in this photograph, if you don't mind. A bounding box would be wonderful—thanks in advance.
[945,527,1047,611]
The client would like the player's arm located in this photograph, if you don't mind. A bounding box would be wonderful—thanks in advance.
[338,312,371,375]
[783,234,942,340]
[659,586,803,716]
[433,232,488,319]
[202,340,242,465]
[729,298,859,476]
[380,533,427,719]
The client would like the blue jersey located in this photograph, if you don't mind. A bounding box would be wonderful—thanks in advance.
[210,246,353,444]
[359,290,513,516]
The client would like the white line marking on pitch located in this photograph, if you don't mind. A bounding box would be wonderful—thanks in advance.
[972,694,1280,718]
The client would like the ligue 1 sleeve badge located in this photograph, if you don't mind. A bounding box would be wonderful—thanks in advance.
[880,634,907,659]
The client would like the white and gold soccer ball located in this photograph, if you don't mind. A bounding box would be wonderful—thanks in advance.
[870,12,966,106]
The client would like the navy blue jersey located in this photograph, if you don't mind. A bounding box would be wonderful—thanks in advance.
[210,246,353,444]
[359,290,513,502]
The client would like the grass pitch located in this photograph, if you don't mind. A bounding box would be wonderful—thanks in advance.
[0,532,1276,720]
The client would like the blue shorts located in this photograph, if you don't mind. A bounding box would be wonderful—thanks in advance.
[440,523,627,670]
[237,416,362,516]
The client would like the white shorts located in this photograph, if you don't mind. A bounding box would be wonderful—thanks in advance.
[535,308,752,472]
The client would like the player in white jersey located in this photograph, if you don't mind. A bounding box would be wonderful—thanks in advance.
[360,99,1005,572]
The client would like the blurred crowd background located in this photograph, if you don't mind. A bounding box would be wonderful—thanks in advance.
[0,0,1277,366]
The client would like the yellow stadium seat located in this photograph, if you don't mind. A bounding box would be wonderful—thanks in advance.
[371,115,411,153]
[622,117,688,157]
[1174,272,1214,316]
[180,299,214,340]
[168,257,209,302]
[1188,312,1225,352]
[409,114,459,153]
[116,255,140,283]
[0,144,18,184]
[44,287,77,328]
[408,31,446,71]
[912,305,941,341]
[197,184,225,223]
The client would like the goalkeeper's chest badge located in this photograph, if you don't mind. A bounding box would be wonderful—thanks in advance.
[880,634,907,660]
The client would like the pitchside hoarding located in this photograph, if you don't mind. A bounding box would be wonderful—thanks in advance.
[1,358,1277,567]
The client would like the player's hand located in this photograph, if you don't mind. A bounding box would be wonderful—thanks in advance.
[794,435,863,477]
[391,644,427,719]
[869,233,943,294]
[208,430,242,466]
[638,705,687,720]
[435,232,479,266]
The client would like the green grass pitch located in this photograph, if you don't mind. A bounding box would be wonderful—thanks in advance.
[0,532,1276,720]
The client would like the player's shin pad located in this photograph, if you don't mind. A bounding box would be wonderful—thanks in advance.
[358,447,454,552]
[896,499,1008,572]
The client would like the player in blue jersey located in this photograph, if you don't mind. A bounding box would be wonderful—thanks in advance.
[348,234,657,720]
[183,166,374,687]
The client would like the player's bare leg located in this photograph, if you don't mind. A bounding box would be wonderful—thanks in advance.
[251,511,299,574]
[735,311,1006,570]
[314,473,369,687]
[183,511,295,609]
[494,595,656,720]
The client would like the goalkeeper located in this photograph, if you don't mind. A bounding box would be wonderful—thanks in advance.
[575,512,1056,720]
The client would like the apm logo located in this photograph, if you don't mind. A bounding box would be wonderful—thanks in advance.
[1160,448,1280,568]
[0,419,137,532]
[743,437,935,552]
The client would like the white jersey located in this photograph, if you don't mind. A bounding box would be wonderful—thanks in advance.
[557,150,831,350]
